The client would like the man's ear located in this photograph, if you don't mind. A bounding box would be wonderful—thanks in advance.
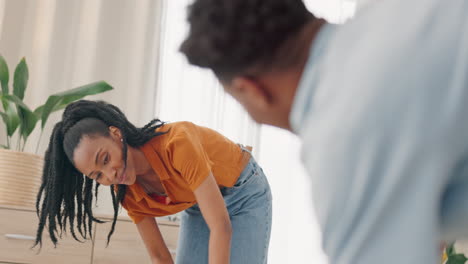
[108,126,122,140]
[231,76,272,110]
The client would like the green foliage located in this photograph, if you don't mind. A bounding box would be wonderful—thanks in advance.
[0,55,113,152]
[0,55,9,94]
[446,242,468,264]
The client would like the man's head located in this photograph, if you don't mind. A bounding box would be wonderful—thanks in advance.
[181,0,322,130]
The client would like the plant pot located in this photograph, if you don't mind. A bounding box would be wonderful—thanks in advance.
[0,149,43,208]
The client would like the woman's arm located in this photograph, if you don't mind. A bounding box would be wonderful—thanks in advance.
[136,216,174,264]
[193,172,233,264]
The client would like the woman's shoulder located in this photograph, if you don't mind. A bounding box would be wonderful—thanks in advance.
[157,121,200,136]
[146,121,198,148]
[154,121,223,147]
[162,121,196,129]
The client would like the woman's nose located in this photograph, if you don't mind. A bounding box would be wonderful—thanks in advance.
[104,167,117,183]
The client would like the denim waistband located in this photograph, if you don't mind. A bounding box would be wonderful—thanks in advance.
[238,143,252,154]
[237,156,259,182]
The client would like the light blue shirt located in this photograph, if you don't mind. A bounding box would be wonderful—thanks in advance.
[290,0,468,263]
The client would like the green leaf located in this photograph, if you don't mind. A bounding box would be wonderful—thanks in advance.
[0,94,37,139]
[0,55,9,94]
[40,81,113,129]
[34,105,44,117]
[447,254,468,264]
[0,111,10,135]
[0,100,19,136]
[13,58,28,100]
[0,144,8,149]
[17,106,38,139]
[448,243,456,256]
[1,94,32,111]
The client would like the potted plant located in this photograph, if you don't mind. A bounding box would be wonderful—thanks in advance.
[443,242,468,264]
[0,54,113,208]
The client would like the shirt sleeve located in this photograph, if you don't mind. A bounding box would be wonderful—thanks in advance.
[166,123,212,191]
[127,211,144,224]
[120,198,144,224]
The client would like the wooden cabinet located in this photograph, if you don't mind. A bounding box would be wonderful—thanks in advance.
[0,205,179,264]
[0,206,93,264]
[93,217,179,263]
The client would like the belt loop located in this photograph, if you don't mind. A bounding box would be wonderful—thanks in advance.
[238,143,253,155]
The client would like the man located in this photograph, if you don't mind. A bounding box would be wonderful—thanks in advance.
[180,0,468,263]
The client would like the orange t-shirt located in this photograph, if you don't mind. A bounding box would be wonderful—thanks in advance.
[121,121,250,224]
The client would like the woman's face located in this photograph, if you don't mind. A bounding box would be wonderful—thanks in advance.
[72,127,137,186]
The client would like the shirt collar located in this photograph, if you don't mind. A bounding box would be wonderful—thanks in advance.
[290,23,336,134]
[128,138,170,202]
[140,137,170,181]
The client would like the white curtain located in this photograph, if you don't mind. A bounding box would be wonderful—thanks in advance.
[0,0,163,153]
[306,0,356,23]
[155,0,260,149]
[0,0,164,216]
[156,1,357,263]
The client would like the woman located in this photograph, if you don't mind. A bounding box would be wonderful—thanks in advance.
[35,100,272,264]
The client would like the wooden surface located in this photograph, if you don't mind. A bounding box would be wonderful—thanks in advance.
[92,219,179,263]
[0,205,180,264]
[0,204,180,226]
[0,207,93,264]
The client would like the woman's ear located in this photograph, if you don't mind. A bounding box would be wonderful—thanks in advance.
[108,126,122,141]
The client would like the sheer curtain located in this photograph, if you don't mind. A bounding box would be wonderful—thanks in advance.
[0,0,163,154]
[156,1,356,263]
[155,0,260,149]
[305,0,356,23]
[0,0,164,216]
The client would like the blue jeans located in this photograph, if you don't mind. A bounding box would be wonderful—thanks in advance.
[176,157,272,264]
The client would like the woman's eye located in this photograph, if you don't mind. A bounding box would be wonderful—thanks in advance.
[104,154,109,165]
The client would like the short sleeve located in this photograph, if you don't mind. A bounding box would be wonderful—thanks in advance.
[167,123,212,191]
[127,211,144,224]
[120,198,144,224]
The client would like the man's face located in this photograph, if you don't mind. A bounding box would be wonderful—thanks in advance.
[221,77,292,130]
[222,82,265,124]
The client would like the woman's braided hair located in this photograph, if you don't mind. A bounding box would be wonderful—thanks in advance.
[34,100,167,248]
